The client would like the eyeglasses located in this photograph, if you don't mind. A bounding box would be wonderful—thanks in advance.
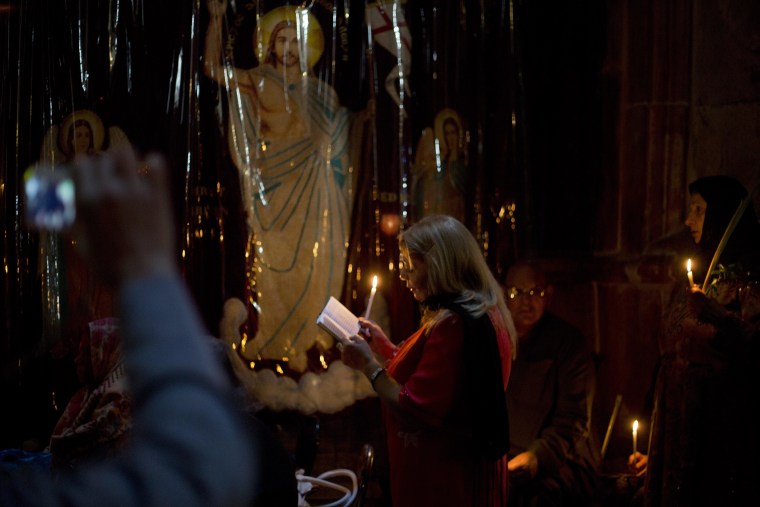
[398,253,417,274]
[506,286,546,300]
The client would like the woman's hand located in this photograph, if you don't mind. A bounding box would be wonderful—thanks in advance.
[688,286,729,325]
[358,318,396,359]
[340,336,375,372]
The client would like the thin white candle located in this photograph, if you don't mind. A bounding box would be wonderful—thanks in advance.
[687,258,694,286]
[364,275,378,319]
[632,419,639,455]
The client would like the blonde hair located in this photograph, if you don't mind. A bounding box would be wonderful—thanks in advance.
[399,215,514,352]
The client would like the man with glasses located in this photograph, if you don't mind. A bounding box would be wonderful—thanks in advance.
[502,261,599,507]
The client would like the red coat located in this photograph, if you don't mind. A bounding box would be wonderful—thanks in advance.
[385,308,513,507]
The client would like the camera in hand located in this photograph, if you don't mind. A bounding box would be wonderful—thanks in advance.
[23,164,76,231]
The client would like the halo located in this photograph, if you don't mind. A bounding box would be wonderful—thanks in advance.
[253,6,324,69]
[434,108,463,148]
[58,109,105,158]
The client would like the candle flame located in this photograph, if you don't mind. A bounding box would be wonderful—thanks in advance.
[686,258,692,272]
[372,275,378,290]
[633,420,639,432]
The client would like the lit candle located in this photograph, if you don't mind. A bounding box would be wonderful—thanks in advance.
[632,419,639,455]
[365,275,378,319]
[686,258,694,286]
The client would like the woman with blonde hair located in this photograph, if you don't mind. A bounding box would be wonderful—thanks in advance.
[341,214,516,506]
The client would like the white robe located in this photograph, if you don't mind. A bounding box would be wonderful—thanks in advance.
[227,63,350,372]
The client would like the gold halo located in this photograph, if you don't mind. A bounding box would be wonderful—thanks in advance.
[434,108,463,148]
[254,6,324,69]
[58,109,105,158]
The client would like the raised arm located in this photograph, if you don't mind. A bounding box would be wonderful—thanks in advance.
[203,0,255,89]
[0,146,256,507]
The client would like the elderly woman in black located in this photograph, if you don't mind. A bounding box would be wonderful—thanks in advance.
[642,176,760,505]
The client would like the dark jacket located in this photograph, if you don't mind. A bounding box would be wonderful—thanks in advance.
[507,312,599,504]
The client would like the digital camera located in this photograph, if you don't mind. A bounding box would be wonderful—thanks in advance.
[23,164,76,231]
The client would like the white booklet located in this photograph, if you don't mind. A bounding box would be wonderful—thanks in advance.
[316,296,360,344]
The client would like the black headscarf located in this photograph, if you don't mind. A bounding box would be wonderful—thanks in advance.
[688,176,760,283]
